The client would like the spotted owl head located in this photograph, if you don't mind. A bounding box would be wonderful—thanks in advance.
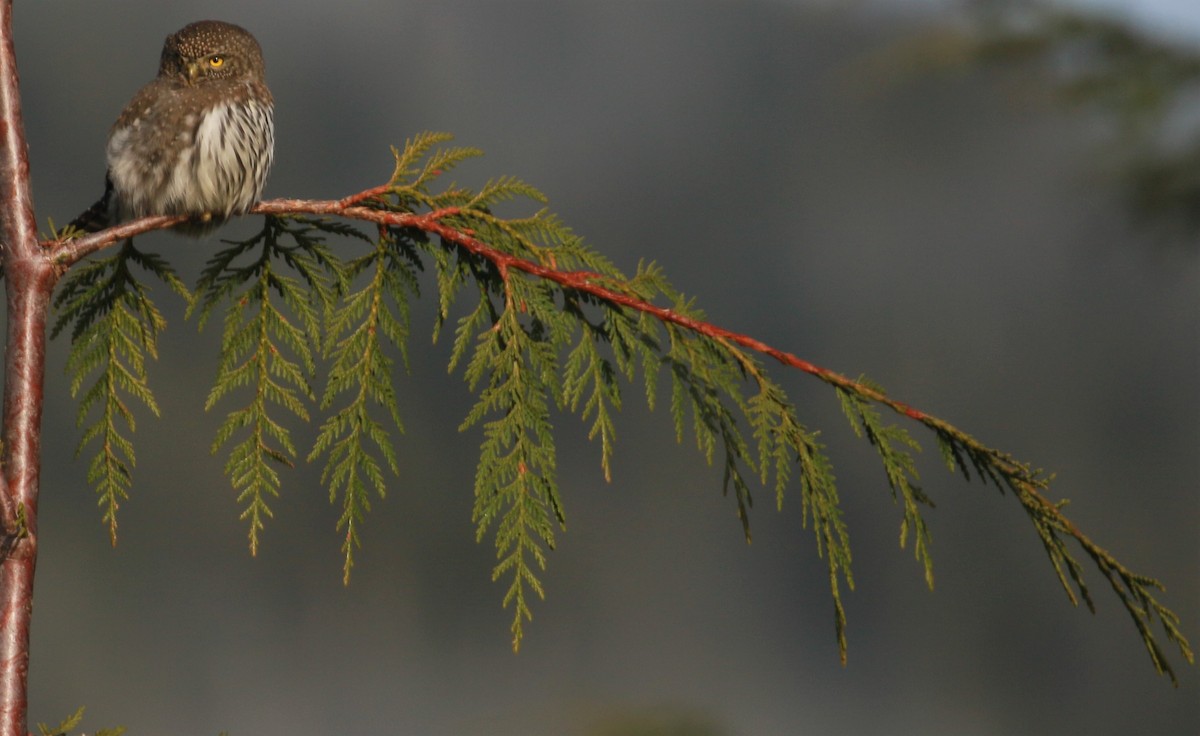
[157,20,266,85]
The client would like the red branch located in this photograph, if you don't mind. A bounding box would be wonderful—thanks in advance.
[279,201,933,417]
[36,182,1192,684]
[44,192,1060,514]
[44,194,1008,453]
[44,193,1054,485]
[51,192,1117,521]
[250,200,941,428]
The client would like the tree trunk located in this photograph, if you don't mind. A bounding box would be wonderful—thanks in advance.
[0,1,55,733]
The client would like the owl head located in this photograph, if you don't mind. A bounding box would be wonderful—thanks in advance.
[158,20,265,85]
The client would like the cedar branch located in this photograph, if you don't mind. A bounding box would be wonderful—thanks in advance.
[39,184,1194,683]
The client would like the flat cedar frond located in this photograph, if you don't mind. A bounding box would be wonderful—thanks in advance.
[36,706,124,736]
[382,133,483,210]
[561,324,621,482]
[837,382,935,589]
[194,217,339,555]
[499,209,581,254]
[45,132,1193,685]
[459,301,563,651]
[307,228,417,583]
[53,240,188,545]
[36,706,84,736]
[388,131,456,187]
[467,176,548,211]
[731,347,854,659]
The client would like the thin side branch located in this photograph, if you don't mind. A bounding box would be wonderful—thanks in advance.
[39,184,1194,683]
[27,193,1155,550]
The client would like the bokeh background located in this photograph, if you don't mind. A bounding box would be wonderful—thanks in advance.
[9,0,1199,733]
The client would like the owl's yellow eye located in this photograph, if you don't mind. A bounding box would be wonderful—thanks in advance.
[208,56,224,68]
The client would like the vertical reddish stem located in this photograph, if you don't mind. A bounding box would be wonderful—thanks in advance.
[0,265,51,736]
[0,1,53,734]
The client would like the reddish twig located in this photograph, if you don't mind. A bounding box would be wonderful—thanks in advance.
[47,196,1055,514]
[47,213,186,271]
[39,185,1191,684]
[235,198,1129,571]
[39,192,1098,524]
[44,194,1033,477]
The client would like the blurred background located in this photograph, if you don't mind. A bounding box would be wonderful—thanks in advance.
[9,0,1199,733]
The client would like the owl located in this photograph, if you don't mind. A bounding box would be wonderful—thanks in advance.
[71,20,274,235]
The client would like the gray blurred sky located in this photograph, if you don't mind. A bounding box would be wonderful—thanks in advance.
[9,1,1199,734]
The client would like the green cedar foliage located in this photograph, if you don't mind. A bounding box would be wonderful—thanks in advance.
[52,132,1192,681]
[36,706,124,736]
[51,241,190,544]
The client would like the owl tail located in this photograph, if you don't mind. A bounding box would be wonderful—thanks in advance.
[67,175,114,234]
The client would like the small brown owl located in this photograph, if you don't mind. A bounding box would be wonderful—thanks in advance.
[71,20,274,235]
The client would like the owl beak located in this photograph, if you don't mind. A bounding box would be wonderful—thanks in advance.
[185,61,202,85]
